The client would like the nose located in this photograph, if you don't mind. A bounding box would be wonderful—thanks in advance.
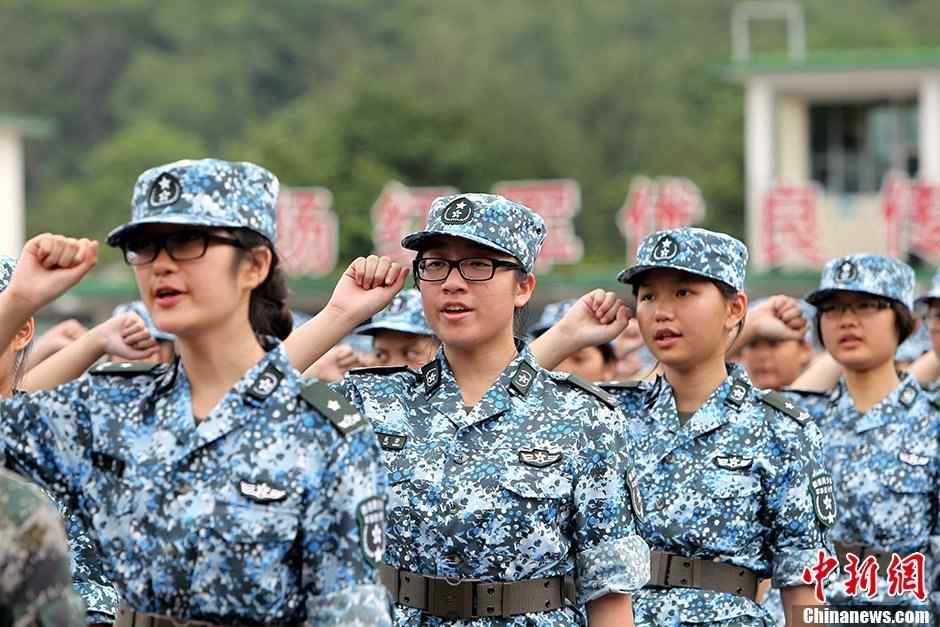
[440,263,468,293]
[653,303,675,322]
[151,247,178,276]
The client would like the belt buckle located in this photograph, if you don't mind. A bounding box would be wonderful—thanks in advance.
[427,575,480,620]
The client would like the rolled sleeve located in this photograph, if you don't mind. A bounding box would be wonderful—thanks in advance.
[577,534,650,604]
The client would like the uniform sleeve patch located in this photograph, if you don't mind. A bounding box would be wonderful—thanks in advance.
[89,361,164,377]
[808,470,837,528]
[626,468,646,524]
[298,380,365,436]
[761,391,812,426]
[562,374,618,408]
[356,496,386,566]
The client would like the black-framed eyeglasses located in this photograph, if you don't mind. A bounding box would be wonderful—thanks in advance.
[121,229,245,266]
[413,257,523,282]
[922,309,940,325]
[818,299,891,318]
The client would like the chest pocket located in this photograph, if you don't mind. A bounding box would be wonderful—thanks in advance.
[86,450,135,519]
[493,464,573,561]
[884,457,933,494]
[192,501,300,606]
[688,471,762,544]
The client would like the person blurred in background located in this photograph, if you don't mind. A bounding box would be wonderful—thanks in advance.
[738,298,817,390]
[528,298,616,382]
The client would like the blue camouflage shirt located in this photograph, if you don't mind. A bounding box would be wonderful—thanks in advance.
[781,376,940,609]
[334,344,650,626]
[0,341,391,626]
[604,366,831,626]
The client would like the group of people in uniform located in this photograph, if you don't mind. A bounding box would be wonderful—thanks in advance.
[1,157,939,627]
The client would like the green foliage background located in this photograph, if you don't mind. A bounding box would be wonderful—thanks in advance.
[3,0,939,272]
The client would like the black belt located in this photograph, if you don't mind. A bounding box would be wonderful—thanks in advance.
[834,541,895,573]
[646,550,758,601]
[380,564,577,619]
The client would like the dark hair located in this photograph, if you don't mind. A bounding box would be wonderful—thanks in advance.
[814,297,915,349]
[230,228,293,340]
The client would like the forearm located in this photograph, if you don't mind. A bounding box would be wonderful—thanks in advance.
[911,351,940,387]
[284,304,365,372]
[21,329,106,392]
[586,593,633,627]
[790,352,841,392]
[530,324,585,371]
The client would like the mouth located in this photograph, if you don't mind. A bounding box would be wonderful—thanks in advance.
[653,328,682,348]
[153,286,186,307]
[440,303,473,321]
[838,334,863,347]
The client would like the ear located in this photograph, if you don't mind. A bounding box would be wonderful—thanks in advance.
[725,291,748,332]
[13,317,35,352]
[241,246,273,290]
[513,273,537,309]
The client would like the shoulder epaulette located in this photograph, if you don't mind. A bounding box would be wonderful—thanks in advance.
[559,373,619,409]
[598,380,645,391]
[780,387,830,398]
[347,365,412,376]
[298,380,366,436]
[760,391,812,426]
[89,361,165,377]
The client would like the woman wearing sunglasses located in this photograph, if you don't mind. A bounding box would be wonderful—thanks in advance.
[0,159,392,626]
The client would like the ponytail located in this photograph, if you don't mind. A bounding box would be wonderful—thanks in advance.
[232,229,293,340]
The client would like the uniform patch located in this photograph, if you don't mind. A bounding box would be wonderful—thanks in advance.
[509,362,538,397]
[714,455,753,471]
[90,361,164,377]
[626,468,645,523]
[761,391,811,426]
[899,385,918,408]
[441,197,475,225]
[809,471,837,528]
[299,381,365,435]
[148,173,182,208]
[836,259,857,282]
[239,480,288,504]
[725,379,749,409]
[518,448,563,468]
[899,451,930,466]
[376,432,408,451]
[422,361,442,396]
[247,365,283,401]
[357,497,386,566]
[651,234,679,261]
[562,373,618,408]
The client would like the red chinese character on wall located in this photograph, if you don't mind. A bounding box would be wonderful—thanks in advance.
[371,182,458,263]
[909,181,940,263]
[801,549,839,603]
[618,176,705,262]
[276,187,338,277]
[760,183,825,267]
[493,179,583,271]
[881,170,911,258]
[886,552,927,602]
[842,553,879,599]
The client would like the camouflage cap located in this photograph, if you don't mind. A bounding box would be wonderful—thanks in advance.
[528,299,577,338]
[895,322,930,363]
[916,268,940,306]
[806,254,915,312]
[0,255,14,293]
[112,301,176,343]
[354,289,432,337]
[617,227,748,291]
[107,158,280,246]
[401,193,546,273]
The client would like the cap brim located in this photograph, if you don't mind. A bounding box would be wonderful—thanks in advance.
[106,214,248,246]
[806,287,911,312]
[353,320,433,337]
[617,263,727,287]
[401,230,523,268]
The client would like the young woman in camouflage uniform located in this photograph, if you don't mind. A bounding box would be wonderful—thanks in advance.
[0,159,392,626]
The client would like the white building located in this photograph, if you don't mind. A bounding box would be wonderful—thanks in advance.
[0,114,49,258]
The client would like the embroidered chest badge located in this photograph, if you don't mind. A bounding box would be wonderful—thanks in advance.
[714,455,753,471]
[518,448,563,468]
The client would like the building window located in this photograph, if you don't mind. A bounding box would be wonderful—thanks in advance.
[810,100,918,194]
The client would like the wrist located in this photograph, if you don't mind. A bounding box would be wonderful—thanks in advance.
[321,301,369,332]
